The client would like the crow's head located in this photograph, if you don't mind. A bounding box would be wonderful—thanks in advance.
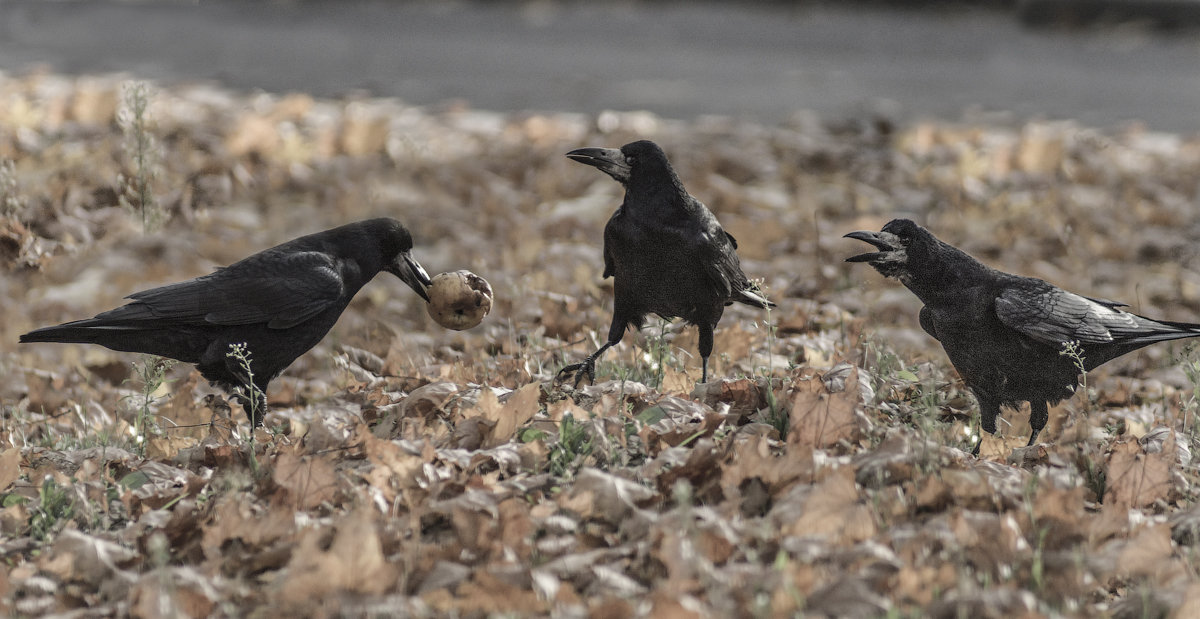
[843,218,932,281]
[376,219,432,301]
[566,140,673,187]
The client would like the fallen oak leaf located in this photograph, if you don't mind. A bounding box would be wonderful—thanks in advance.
[788,366,868,449]
[270,448,339,511]
[274,509,396,601]
[1105,433,1174,510]
[476,382,541,447]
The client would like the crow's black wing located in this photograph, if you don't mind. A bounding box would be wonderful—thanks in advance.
[918,306,940,341]
[108,250,346,330]
[692,224,744,300]
[994,284,1148,346]
[725,230,738,250]
[602,213,619,279]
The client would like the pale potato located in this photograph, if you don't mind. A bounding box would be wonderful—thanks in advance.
[426,270,492,330]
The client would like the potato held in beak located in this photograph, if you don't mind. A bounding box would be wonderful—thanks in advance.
[426,270,493,330]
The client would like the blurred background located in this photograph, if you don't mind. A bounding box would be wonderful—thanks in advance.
[1,0,1198,131]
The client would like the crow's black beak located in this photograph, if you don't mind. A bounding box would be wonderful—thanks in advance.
[389,252,432,302]
[566,147,631,183]
[844,230,897,263]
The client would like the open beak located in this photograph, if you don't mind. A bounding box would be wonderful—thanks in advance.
[844,230,898,263]
[566,147,631,183]
[389,251,432,302]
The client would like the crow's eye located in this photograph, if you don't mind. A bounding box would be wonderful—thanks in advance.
[626,155,637,165]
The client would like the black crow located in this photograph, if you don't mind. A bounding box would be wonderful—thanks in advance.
[558,140,774,386]
[21,218,431,426]
[845,218,1200,453]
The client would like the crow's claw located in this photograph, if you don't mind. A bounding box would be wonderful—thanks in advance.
[556,359,596,388]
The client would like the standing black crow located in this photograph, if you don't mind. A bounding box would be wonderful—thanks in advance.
[845,218,1200,453]
[21,218,431,426]
[558,140,773,386]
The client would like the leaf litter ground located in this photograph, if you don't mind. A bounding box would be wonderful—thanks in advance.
[2,72,1200,617]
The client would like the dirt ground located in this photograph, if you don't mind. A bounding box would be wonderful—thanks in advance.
[2,72,1200,616]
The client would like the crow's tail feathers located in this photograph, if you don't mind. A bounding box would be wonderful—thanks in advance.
[1124,316,1200,346]
[20,320,134,345]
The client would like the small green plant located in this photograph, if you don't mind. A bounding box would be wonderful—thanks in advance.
[28,477,76,541]
[1059,340,1089,408]
[1059,339,1103,450]
[226,342,263,473]
[1030,526,1049,593]
[125,355,177,456]
[1178,344,1200,448]
[755,279,777,375]
[118,81,164,232]
[547,413,594,477]
[763,383,787,438]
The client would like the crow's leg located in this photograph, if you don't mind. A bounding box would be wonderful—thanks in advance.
[556,342,615,388]
[230,382,268,427]
[698,323,715,384]
[558,319,626,388]
[972,396,1001,457]
[222,352,269,427]
[1027,400,1049,446]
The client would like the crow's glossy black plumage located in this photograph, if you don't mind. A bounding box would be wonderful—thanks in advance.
[846,218,1200,453]
[21,218,431,425]
[558,140,773,386]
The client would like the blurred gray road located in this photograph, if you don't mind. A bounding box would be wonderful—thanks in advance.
[0,1,1198,131]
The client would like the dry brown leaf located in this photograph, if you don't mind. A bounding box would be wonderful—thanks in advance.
[477,382,541,447]
[557,468,656,528]
[721,432,815,496]
[38,530,138,588]
[977,430,1026,459]
[129,567,219,619]
[1171,582,1200,619]
[124,461,207,516]
[1105,433,1174,510]
[361,432,429,499]
[275,509,396,600]
[1113,523,1176,581]
[1031,484,1089,549]
[661,366,699,395]
[145,434,198,461]
[271,449,339,510]
[692,377,770,423]
[153,374,212,440]
[946,511,1029,572]
[0,448,20,492]
[788,367,864,449]
[200,495,295,560]
[426,568,548,616]
[400,381,461,420]
[776,467,875,544]
[647,590,705,619]
[639,397,725,454]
